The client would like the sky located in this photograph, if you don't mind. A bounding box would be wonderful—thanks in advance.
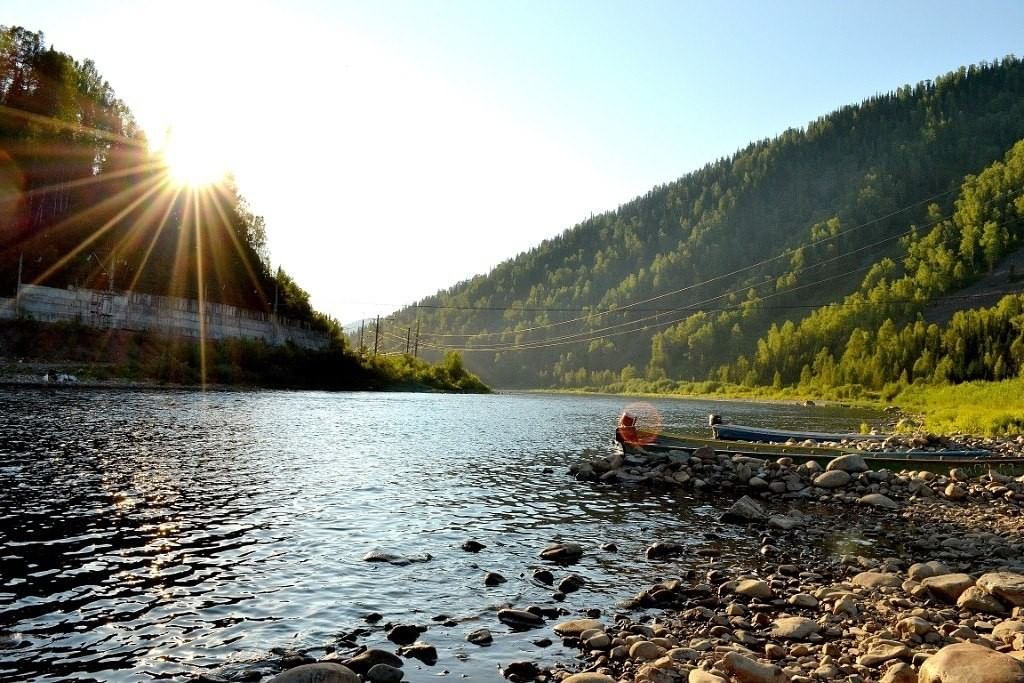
[4,0,1024,323]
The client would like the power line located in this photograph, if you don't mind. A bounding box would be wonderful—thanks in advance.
[409,186,960,339]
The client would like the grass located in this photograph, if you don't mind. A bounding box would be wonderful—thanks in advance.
[892,378,1024,436]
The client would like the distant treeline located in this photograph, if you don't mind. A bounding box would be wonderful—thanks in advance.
[0,26,488,393]
[381,57,1024,391]
[0,26,319,325]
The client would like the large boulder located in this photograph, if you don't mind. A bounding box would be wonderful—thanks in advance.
[917,642,1024,682]
[269,663,360,683]
[978,572,1024,607]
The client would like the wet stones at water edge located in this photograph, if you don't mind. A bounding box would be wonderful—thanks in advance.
[539,542,584,563]
[267,663,359,683]
[485,571,508,586]
[498,608,545,630]
[397,640,437,665]
[343,649,404,675]
[386,623,426,645]
[462,539,486,552]
[361,550,433,566]
[466,628,493,645]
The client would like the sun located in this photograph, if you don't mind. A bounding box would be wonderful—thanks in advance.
[158,124,233,188]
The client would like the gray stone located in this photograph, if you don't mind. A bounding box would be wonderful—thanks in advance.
[539,542,583,562]
[859,493,899,509]
[269,663,359,683]
[466,628,493,645]
[827,454,868,473]
[814,469,851,488]
[366,664,404,683]
[344,650,404,675]
[856,641,910,667]
[721,495,767,523]
[909,561,951,581]
[497,609,544,629]
[852,571,903,589]
[484,571,506,586]
[771,616,818,640]
[398,641,437,665]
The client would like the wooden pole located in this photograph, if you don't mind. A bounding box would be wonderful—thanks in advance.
[358,321,365,352]
[406,327,411,355]
[16,252,23,309]
[373,315,380,357]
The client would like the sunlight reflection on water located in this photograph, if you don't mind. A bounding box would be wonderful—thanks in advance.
[0,389,882,682]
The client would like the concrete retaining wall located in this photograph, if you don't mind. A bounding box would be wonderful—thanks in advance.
[6,285,329,350]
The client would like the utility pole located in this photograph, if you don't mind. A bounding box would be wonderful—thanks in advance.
[413,319,420,358]
[15,252,23,310]
[272,266,280,319]
[358,321,365,353]
[406,327,411,355]
[373,315,380,357]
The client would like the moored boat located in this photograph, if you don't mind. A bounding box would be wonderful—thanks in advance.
[711,422,886,444]
[615,412,1024,474]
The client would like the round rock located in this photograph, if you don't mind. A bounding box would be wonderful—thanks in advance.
[269,663,359,683]
[918,642,1024,682]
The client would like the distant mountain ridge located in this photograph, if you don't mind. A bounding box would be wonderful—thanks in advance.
[380,57,1024,389]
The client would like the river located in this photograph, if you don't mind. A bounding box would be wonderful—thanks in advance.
[0,389,882,682]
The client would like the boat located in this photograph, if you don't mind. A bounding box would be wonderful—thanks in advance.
[615,413,1024,474]
[711,422,885,444]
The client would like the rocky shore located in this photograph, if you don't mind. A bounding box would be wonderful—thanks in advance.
[225,437,1024,683]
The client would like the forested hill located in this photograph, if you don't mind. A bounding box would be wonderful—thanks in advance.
[0,26,319,325]
[380,58,1024,390]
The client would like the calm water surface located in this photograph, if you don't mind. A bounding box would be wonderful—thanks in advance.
[0,389,881,682]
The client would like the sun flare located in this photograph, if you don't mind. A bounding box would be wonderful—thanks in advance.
[159,125,233,187]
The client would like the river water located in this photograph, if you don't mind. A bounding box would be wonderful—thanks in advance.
[0,389,881,682]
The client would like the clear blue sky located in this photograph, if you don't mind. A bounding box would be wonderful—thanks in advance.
[5,0,1024,322]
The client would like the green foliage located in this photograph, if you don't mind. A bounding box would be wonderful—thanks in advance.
[382,58,1024,390]
[894,378,1024,436]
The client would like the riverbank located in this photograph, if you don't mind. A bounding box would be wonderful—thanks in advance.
[0,319,490,393]
[548,444,1024,682]
[239,434,1024,683]
[542,376,1024,438]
